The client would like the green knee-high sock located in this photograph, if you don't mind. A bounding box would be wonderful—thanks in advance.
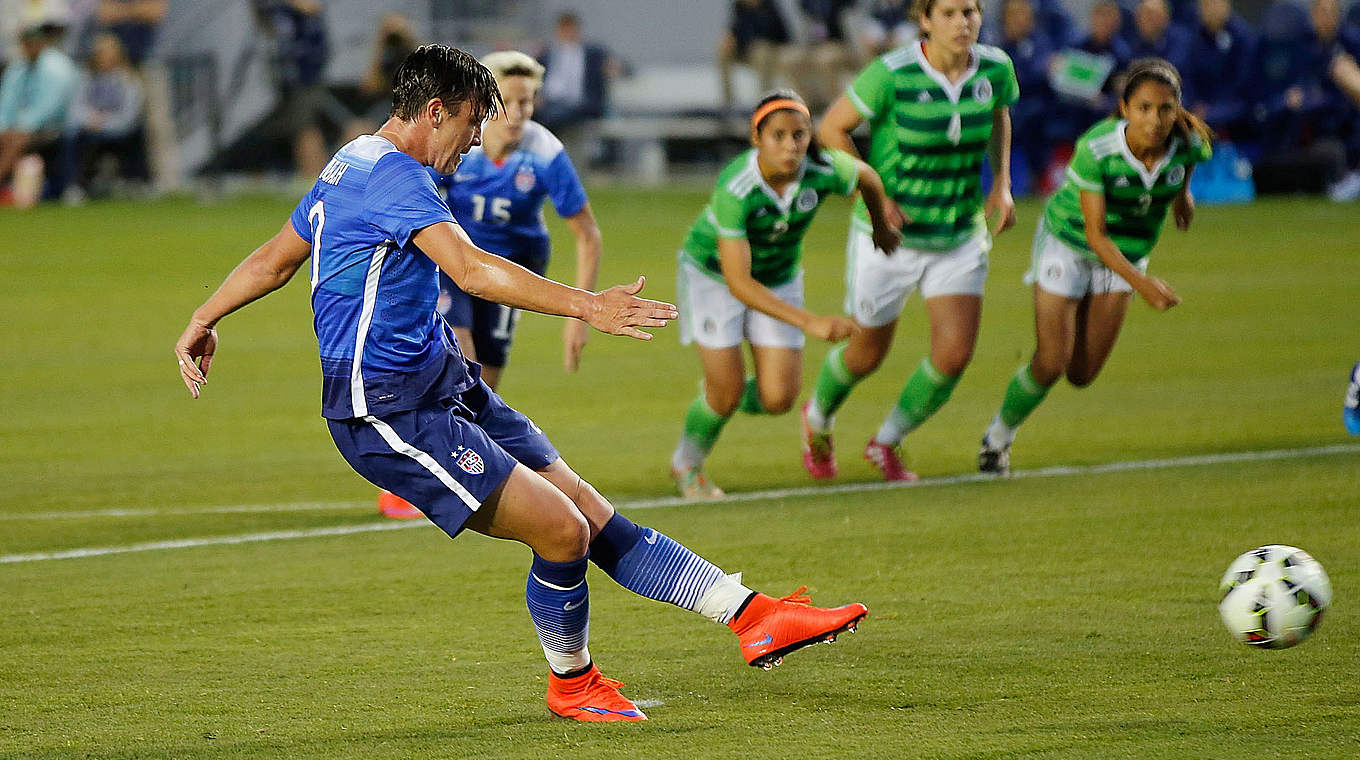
[809,344,861,426]
[672,392,733,470]
[874,357,961,445]
[737,377,767,415]
[999,364,1051,430]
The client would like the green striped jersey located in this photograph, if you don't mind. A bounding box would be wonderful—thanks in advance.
[846,42,1019,250]
[1044,118,1211,263]
[682,147,859,286]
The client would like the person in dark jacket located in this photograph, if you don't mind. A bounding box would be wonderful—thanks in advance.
[1182,0,1257,138]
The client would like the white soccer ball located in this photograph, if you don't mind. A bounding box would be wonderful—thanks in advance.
[1218,545,1331,649]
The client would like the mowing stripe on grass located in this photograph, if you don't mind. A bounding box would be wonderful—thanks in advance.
[2,443,1356,564]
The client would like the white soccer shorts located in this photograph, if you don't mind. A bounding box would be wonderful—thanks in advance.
[843,222,990,328]
[1025,219,1148,299]
[677,257,806,349]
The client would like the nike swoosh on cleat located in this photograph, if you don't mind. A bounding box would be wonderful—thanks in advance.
[576,706,644,717]
[743,633,774,648]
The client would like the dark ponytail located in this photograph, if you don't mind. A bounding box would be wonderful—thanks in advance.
[1116,57,1214,148]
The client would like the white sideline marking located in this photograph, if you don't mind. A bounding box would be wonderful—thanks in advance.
[0,521,423,564]
[0,501,374,521]
[2,443,1356,565]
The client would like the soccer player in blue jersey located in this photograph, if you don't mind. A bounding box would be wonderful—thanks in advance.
[173,45,868,723]
[379,50,603,519]
[432,50,601,389]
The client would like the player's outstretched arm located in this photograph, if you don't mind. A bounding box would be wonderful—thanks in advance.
[716,238,858,342]
[174,222,312,397]
[561,205,604,371]
[413,221,676,340]
[1078,190,1180,311]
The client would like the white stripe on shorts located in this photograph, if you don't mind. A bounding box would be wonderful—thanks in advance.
[363,415,481,511]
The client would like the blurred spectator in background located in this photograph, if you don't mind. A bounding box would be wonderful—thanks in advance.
[1183,0,1257,139]
[1128,0,1191,70]
[94,0,163,66]
[1048,0,1131,149]
[4,0,73,73]
[93,0,173,192]
[857,0,916,58]
[1304,0,1360,199]
[1167,0,1199,31]
[1252,0,1359,199]
[718,0,793,112]
[792,0,857,110]
[345,12,419,137]
[1034,0,1077,47]
[999,0,1058,193]
[255,0,330,181]
[54,30,143,201]
[0,21,78,204]
[985,0,1077,49]
[537,11,614,134]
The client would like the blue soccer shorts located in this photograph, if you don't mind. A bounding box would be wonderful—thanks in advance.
[328,378,560,539]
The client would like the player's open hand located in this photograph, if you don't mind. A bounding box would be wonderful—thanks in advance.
[985,185,1017,235]
[1173,191,1195,231]
[1138,276,1181,312]
[807,314,860,343]
[585,276,679,340]
[174,319,218,398]
[562,319,589,372]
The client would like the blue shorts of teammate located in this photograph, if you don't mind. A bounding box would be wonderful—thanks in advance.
[328,378,560,539]
[439,248,549,368]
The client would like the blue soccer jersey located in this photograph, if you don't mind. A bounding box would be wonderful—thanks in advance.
[432,120,587,267]
[289,135,477,420]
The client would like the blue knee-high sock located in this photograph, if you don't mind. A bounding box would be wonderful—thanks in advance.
[526,554,591,674]
[589,512,751,623]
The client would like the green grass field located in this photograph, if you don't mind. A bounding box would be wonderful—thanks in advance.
[1,191,1357,759]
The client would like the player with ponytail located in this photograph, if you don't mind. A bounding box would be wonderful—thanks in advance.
[669,90,902,498]
[977,57,1213,474]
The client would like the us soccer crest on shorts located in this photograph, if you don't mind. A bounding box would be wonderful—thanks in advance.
[454,445,485,475]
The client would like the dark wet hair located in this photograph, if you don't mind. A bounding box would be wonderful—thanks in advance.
[1116,57,1214,147]
[752,89,830,165]
[390,44,502,123]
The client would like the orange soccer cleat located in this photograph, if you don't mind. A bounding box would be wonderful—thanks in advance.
[728,587,868,670]
[377,490,423,519]
[545,665,648,722]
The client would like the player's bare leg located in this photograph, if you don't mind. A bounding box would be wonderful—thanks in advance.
[1065,292,1132,387]
[749,344,802,415]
